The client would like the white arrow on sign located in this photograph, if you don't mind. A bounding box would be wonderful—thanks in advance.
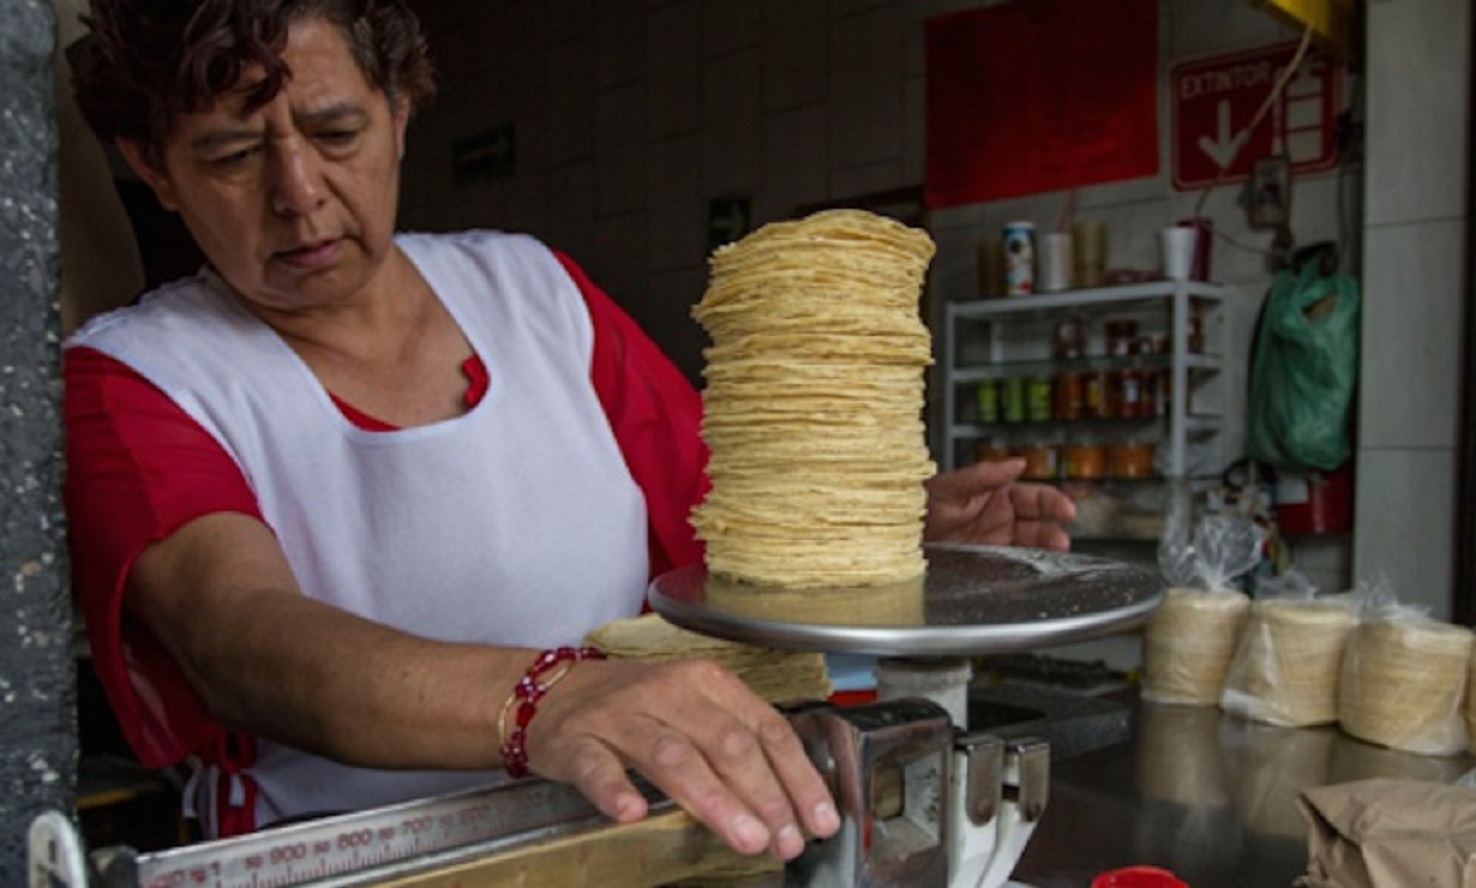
[1197,99,1249,171]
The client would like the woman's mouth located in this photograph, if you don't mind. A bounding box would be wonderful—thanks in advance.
[277,239,343,269]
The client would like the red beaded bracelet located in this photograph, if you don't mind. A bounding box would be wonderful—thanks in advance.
[498,646,605,778]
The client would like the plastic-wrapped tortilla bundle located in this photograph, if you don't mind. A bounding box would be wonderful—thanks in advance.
[1142,587,1250,706]
[1220,596,1357,727]
[1338,616,1474,756]
[1141,515,1263,706]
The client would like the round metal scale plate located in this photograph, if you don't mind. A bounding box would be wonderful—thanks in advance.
[648,543,1164,657]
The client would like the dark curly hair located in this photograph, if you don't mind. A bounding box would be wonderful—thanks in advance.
[72,0,436,169]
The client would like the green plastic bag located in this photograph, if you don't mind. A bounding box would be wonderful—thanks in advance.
[1247,262,1360,471]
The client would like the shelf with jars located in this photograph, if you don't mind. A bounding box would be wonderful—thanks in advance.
[941,280,1231,539]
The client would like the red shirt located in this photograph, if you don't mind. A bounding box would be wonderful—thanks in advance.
[64,251,709,770]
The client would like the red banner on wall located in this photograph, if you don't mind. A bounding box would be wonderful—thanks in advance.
[924,0,1159,210]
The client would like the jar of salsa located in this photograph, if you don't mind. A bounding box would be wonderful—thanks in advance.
[1108,441,1155,479]
[1063,441,1107,480]
[1020,443,1059,481]
[1054,371,1085,420]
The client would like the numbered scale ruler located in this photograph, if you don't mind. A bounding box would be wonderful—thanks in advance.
[32,777,674,888]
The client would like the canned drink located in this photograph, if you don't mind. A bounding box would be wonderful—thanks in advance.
[1001,377,1026,423]
[976,380,999,423]
[1003,221,1036,296]
[1026,377,1053,422]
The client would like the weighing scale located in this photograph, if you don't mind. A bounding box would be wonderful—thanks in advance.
[30,544,1162,888]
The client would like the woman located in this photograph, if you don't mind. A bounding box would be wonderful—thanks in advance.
[65,0,1075,859]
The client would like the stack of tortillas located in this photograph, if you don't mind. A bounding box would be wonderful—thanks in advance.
[584,613,831,703]
[690,209,937,589]
[1141,586,1250,706]
[1219,597,1358,727]
[1338,617,1474,755]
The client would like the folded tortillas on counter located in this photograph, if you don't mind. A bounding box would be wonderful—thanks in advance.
[584,613,832,703]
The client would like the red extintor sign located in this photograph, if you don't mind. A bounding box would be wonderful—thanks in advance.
[1171,42,1343,190]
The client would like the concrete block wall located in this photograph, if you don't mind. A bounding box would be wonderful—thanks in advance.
[0,0,75,881]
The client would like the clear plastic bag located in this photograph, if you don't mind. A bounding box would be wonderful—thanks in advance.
[1141,515,1264,706]
[1219,570,1357,727]
[1338,577,1475,756]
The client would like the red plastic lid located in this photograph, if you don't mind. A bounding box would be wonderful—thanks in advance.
[1092,866,1189,888]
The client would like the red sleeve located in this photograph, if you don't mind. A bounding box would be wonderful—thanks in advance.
[64,346,262,768]
[553,253,709,578]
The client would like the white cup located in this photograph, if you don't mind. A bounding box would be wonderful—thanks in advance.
[1160,227,1197,281]
[1039,232,1073,292]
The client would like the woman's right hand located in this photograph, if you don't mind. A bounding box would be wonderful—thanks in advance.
[521,656,841,860]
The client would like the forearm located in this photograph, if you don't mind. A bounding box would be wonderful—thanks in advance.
[129,512,531,770]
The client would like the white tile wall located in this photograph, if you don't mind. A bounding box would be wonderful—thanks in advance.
[827,5,905,172]
[545,38,596,169]
[1285,534,1355,596]
[1171,1,1289,58]
[595,82,649,217]
[594,210,649,316]
[644,133,704,272]
[1354,448,1458,618]
[1364,0,1472,226]
[761,0,829,112]
[758,104,829,221]
[1359,218,1467,450]
[647,1,703,140]
[702,1,761,57]
[1354,0,1471,622]
[596,2,646,88]
[701,49,765,195]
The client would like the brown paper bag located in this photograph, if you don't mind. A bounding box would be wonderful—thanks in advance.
[1298,778,1476,888]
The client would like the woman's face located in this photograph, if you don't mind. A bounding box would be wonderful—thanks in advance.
[122,17,410,316]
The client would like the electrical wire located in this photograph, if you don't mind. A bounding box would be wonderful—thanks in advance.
[1192,23,1316,220]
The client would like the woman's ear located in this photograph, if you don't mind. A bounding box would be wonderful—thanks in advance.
[115,140,180,212]
[392,94,411,160]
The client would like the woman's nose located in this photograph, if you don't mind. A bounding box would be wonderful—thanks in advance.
[269,141,326,217]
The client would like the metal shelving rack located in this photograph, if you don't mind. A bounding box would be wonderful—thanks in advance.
[942,280,1229,477]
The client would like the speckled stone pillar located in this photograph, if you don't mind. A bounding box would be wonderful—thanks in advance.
[0,0,77,882]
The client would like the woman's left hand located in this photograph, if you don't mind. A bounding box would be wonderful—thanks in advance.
[924,458,1076,551]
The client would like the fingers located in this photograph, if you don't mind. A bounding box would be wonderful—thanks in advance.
[1012,481,1078,523]
[556,735,651,824]
[755,710,842,840]
[525,659,838,860]
[628,663,836,857]
[927,457,1026,498]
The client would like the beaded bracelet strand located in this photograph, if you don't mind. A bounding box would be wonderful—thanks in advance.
[498,646,605,778]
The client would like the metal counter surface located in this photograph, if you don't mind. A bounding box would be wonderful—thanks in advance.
[1010,695,1476,888]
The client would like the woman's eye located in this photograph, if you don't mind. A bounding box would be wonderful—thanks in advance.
[317,130,359,146]
[208,149,253,168]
